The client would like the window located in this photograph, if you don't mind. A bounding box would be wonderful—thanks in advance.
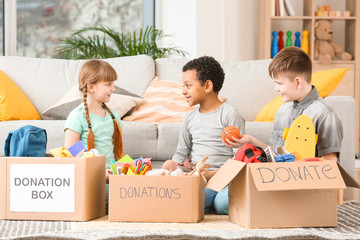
[15,0,152,58]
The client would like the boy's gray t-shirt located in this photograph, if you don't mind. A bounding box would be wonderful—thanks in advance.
[270,86,343,157]
[172,102,244,169]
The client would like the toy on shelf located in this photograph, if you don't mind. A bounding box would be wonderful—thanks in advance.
[301,30,309,54]
[282,115,318,160]
[271,31,279,58]
[221,126,241,143]
[278,31,284,51]
[294,31,301,47]
[315,5,349,17]
[314,20,352,64]
[285,31,292,47]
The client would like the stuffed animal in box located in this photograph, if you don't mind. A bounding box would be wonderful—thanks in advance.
[314,20,352,65]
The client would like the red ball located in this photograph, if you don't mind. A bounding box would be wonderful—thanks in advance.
[222,126,241,143]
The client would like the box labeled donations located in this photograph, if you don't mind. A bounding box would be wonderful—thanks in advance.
[206,159,360,229]
[0,156,106,221]
[109,175,204,222]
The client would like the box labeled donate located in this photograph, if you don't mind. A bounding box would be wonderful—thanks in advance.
[0,156,106,221]
[109,175,204,222]
[206,159,360,229]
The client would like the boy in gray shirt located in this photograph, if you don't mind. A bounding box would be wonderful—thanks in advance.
[162,56,244,214]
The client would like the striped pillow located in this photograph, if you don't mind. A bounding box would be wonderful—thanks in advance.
[122,77,196,124]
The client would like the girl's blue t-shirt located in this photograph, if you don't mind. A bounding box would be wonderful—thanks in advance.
[64,104,123,168]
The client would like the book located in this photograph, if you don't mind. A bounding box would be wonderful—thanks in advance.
[279,0,287,16]
[275,0,280,16]
[284,0,296,16]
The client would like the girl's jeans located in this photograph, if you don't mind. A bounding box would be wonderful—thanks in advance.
[204,186,229,215]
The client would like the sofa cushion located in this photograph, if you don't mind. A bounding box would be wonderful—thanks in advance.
[121,121,158,160]
[0,55,155,115]
[0,69,41,121]
[255,68,349,122]
[123,77,196,124]
[157,122,182,161]
[244,121,273,147]
[42,85,142,120]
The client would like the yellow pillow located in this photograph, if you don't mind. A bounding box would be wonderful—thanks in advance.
[0,70,41,121]
[255,68,349,122]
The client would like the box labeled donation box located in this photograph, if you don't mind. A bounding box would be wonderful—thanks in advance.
[206,159,360,229]
[0,156,106,221]
[109,175,204,222]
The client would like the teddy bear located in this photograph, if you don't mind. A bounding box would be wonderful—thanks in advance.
[314,20,352,65]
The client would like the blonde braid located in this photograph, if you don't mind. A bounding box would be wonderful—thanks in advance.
[102,103,124,160]
[83,87,95,150]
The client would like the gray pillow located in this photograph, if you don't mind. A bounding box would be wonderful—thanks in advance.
[42,85,142,120]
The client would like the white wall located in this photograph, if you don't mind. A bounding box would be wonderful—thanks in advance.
[156,0,258,61]
[156,0,197,59]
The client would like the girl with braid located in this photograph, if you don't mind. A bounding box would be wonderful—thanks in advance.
[64,60,124,184]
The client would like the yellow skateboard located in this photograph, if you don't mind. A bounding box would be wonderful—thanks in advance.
[282,115,318,160]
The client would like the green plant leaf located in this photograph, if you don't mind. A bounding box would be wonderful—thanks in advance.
[54,26,188,60]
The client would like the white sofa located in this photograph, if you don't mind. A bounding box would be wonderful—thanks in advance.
[0,55,356,175]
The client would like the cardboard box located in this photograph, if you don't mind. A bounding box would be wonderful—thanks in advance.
[0,156,106,221]
[206,159,360,229]
[109,175,204,222]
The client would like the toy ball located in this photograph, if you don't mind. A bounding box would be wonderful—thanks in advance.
[221,126,241,143]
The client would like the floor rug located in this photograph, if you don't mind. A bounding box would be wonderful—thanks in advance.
[1,201,360,240]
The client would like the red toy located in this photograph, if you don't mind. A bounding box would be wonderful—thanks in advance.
[221,126,241,143]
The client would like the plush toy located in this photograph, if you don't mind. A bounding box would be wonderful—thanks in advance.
[314,20,352,65]
[189,156,211,183]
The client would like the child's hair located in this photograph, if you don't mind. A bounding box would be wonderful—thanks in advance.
[78,59,124,159]
[268,47,312,84]
[182,56,225,92]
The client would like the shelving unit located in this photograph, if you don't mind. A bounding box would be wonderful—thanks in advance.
[257,0,360,154]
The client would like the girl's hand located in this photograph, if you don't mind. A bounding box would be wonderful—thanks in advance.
[105,169,113,183]
[222,134,252,148]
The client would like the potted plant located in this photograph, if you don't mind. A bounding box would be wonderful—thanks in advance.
[54,26,188,60]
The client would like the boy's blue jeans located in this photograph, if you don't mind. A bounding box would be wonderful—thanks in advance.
[204,186,229,215]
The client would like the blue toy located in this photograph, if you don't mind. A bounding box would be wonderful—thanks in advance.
[294,31,301,47]
[271,31,279,58]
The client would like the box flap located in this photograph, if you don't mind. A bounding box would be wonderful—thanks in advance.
[206,159,246,192]
[337,162,360,188]
[249,161,346,191]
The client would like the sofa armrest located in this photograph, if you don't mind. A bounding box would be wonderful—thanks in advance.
[324,96,355,177]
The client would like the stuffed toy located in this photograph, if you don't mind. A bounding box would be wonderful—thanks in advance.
[314,20,352,65]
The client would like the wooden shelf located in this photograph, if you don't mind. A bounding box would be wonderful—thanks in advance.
[257,0,360,153]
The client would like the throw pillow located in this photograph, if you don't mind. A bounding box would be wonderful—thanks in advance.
[122,77,197,124]
[0,69,41,121]
[255,68,349,122]
[42,85,142,120]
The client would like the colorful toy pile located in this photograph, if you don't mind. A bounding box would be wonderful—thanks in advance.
[232,115,322,164]
[50,140,99,158]
[110,155,152,175]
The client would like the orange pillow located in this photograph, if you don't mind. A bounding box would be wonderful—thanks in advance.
[255,68,349,122]
[0,70,41,121]
[123,77,196,124]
